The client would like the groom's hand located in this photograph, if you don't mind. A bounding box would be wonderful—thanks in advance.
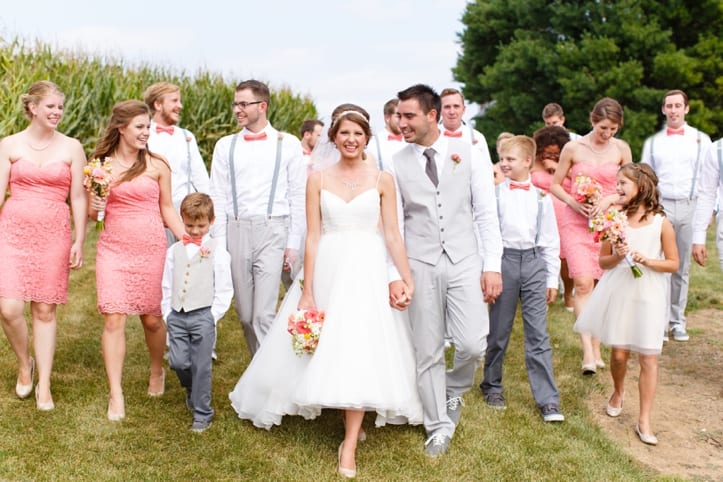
[481,271,502,304]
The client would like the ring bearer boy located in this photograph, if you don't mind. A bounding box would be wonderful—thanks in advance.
[161,193,233,432]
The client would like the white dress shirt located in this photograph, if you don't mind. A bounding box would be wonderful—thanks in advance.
[208,124,306,249]
[161,234,234,324]
[148,121,210,211]
[372,129,406,169]
[692,139,723,245]
[497,177,561,288]
[393,135,503,273]
[641,123,712,200]
[440,123,490,154]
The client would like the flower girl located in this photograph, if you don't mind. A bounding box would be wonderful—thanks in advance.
[574,163,678,445]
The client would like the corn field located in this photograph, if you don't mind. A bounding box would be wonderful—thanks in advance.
[0,37,318,165]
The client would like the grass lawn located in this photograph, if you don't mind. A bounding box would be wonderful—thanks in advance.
[0,228,718,481]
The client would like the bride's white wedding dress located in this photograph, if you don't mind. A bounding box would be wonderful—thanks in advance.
[229,186,422,429]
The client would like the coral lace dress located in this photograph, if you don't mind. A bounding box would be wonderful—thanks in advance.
[0,159,72,304]
[95,175,166,315]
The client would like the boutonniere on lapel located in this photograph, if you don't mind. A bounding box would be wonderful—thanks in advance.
[451,153,461,171]
[199,245,211,259]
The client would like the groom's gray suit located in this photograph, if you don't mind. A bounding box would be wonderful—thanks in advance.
[392,136,502,438]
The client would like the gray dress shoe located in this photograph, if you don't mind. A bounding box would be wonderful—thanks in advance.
[424,434,451,457]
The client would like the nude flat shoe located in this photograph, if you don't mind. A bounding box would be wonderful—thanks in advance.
[15,357,35,399]
[581,363,596,376]
[635,424,658,445]
[605,393,624,417]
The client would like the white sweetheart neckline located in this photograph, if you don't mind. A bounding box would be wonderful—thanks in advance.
[321,188,378,205]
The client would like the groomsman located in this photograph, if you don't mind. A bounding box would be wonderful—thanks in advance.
[372,98,406,168]
[541,102,582,140]
[439,88,489,151]
[641,89,712,342]
[144,82,210,234]
[692,139,723,270]
[392,84,502,457]
[209,80,306,356]
[300,119,323,169]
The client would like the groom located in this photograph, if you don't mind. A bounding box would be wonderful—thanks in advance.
[391,84,503,457]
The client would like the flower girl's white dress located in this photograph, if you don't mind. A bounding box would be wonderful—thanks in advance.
[574,214,668,355]
[229,186,423,429]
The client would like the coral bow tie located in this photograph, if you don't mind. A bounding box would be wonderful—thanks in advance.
[243,132,267,141]
[303,150,312,156]
[388,134,403,141]
[666,127,684,136]
[182,234,202,246]
[155,125,175,135]
[509,181,530,191]
[443,130,463,138]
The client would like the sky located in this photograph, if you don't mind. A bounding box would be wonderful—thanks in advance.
[0,0,473,132]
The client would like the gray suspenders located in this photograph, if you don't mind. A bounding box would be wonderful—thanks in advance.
[649,128,703,199]
[227,132,284,220]
[495,184,545,245]
[181,128,196,195]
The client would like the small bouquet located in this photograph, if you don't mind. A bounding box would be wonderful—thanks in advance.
[83,158,113,231]
[590,207,643,278]
[573,174,602,230]
[287,308,325,356]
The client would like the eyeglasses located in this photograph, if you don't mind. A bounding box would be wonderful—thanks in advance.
[232,100,263,109]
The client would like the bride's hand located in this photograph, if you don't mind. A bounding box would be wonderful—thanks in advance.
[297,291,316,312]
[389,280,412,311]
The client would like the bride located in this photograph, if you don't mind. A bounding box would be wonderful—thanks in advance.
[228,104,421,478]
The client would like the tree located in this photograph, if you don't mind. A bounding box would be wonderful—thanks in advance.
[453,0,722,157]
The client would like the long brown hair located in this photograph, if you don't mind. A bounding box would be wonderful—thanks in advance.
[618,163,665,221]
[91,100,167,182]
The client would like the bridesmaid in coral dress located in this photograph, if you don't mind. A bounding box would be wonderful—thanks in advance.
[0,81,87,410]
[89,100,184,421]
[531,126,572,310]
[549,98,632,375]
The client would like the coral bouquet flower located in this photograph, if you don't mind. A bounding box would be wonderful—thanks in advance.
[287,308,325,356]
[591,207,643,278]
[573,174,602,230]
[83,158,113,230]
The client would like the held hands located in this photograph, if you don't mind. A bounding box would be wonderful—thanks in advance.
[388,280,414,311]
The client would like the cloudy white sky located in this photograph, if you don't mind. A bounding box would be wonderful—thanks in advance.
[1,0,474,131]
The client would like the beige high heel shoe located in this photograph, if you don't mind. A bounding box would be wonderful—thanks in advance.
[15,357,35,399]
[35,385,55,411]
[337,442,356,479]
[147,368,165,397]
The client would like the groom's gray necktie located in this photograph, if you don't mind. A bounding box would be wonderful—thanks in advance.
[423,148,438,187]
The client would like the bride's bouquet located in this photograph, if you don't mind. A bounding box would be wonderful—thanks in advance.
[573,174,602,230]
[83,158,113,231]
[591,206,643,278]
[287,309,326,356]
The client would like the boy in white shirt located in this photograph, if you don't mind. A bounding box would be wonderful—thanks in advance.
[161,193,233,432]
[479,135,564,422]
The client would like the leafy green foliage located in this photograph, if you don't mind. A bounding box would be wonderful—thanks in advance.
[0,37,317,166]
[454,0,722,157]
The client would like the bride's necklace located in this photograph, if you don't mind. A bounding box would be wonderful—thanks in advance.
[27,132,55,151]
[340,177,361,191]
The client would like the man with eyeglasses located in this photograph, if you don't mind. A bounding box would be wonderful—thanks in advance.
[209,80,305,357]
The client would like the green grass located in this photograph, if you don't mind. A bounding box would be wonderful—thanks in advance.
[0,228,719,481]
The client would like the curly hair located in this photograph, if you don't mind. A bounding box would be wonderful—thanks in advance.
[618,163,665,221]
[533,126,570,160]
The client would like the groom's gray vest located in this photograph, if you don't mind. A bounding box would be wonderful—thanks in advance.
[393,139,479,266]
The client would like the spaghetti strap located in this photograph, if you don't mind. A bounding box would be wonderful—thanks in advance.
[320,170,324,190]
[375,171,383,189]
